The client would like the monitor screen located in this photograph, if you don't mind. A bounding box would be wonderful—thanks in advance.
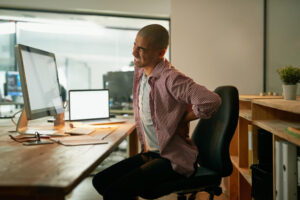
[69,89,109,121]
[103,71,133,109]
[15,44,64,120]
[6,71,22,96]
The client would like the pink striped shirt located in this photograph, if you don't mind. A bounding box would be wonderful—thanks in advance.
[133,59,221,177]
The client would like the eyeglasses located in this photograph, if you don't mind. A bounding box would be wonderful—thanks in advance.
[9,132,50,143]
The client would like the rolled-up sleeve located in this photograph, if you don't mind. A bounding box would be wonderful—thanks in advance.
[192,95,221,119]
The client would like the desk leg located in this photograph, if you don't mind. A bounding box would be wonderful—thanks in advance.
[128,128,138,157]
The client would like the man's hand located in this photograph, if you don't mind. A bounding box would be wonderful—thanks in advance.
[175,106,198,139]
[176,117,190,139]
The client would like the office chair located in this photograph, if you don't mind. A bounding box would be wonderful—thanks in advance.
[141,86,239,200]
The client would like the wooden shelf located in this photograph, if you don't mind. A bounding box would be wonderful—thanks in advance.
[253,119,300,146]
[252,98,300,114]
[240,167,252,186]
[231,155,239,169]
[239,110,252,121]
[229,95,289,200]
[231,156,252,186]
[239,95,282,101]
[251,98,300,200]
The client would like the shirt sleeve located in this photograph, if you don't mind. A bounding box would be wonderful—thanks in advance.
[166,71,221,119]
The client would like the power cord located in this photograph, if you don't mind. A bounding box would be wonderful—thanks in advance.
[10,110,22,126]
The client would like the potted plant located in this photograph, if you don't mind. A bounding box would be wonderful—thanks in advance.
[277,65,300,100]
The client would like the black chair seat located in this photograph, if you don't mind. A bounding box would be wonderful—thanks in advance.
[141,166,221,199]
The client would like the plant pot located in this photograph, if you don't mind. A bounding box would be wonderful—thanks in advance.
[282,84,297,100]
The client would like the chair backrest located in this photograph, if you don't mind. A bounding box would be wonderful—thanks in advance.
[192,86,239,177]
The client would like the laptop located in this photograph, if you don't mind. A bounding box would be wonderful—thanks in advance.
[68,89,126,125]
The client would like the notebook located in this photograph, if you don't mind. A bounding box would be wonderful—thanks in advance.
[68,89,126,125]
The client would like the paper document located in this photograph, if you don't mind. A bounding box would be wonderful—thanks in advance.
[50,135,108,146]
[51,125,119,146]
[65,127,96,135]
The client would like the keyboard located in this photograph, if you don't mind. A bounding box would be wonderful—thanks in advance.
[65,127,96,135]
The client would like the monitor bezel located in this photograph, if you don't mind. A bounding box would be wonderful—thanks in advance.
[15,44,63,120]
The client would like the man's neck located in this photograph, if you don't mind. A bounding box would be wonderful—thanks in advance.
[143,66,154,76]
[144,58,164,76]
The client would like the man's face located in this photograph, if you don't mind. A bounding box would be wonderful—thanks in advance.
[132,34,161,68]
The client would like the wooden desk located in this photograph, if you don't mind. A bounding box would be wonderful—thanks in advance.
[0,118,137,200]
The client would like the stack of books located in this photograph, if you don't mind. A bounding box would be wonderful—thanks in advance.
[285,127,300,138]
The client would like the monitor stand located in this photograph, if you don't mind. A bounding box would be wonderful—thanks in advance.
[16,109,65,135]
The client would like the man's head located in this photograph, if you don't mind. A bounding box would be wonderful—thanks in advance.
[138,24,169,50]
[132,24,169,70]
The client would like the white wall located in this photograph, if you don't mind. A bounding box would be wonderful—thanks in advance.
[0,0,171,18]
[171,0,264,94]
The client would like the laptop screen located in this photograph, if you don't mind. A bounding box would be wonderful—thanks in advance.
[69,89,109,121]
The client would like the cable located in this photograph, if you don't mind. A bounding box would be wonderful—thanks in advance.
[10,109,22,126]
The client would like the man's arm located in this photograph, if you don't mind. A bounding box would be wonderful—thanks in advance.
[166,72,221,119]
[183,109,198,123]
[167,72,221,138]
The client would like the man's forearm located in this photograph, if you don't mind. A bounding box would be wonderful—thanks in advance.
[183,110,198,123]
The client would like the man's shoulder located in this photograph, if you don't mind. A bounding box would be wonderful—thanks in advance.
[162,65,186,80]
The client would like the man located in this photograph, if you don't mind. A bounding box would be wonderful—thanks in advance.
[92,24,221,200]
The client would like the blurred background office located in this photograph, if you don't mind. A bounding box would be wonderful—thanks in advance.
[0,3,170,117]
[0,1,299,200]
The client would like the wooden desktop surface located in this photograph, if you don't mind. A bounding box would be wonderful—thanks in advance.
[0,118,137,200]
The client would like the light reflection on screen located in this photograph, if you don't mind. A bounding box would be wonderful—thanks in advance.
[21,49,63,114]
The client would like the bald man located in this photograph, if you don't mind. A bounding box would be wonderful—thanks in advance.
[92,24,221,200]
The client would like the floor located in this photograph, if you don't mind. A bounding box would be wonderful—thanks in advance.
[66,177,227,200]
[66,141,228,200]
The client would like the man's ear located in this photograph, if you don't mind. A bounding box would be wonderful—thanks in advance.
[159,49,167,57]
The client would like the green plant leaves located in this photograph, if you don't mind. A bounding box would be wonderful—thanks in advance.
[277,65,300,85]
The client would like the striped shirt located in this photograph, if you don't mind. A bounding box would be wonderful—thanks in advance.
[133,59,221,177]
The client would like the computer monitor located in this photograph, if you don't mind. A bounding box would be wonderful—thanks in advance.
[15,44,64,134]
[103,71,133,109]
[5,71,22,97]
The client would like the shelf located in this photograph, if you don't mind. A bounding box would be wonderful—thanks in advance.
[253,119,300,146]
[229,95,291,200]
[252,99,300,114]
[231,155,239,169]
[231,156,252,186]
[239,95,282,101]
[240,167,252,186]
[239,110,252,121]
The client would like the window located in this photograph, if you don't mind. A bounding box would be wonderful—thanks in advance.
[0,22,16,72]
[0,9,169,114]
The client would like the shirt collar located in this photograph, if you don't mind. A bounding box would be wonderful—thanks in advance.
[148,58,169,79]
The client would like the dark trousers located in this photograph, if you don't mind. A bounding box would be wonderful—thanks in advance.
[92,152,185,200]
